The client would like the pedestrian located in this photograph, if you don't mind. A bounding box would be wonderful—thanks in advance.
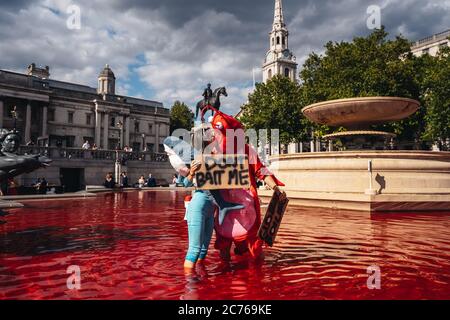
[121,172,129,188]
[146,173,157,187]
[138,175,146,188]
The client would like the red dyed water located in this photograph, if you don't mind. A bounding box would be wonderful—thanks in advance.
[0,191,449,300]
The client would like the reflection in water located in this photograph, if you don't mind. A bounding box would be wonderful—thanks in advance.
[0,192,449,300]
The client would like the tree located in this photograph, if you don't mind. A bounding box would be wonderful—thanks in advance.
[300,27,424,142]
[422,44,450,150]
[169,101,194,134]
[240,75,310,144]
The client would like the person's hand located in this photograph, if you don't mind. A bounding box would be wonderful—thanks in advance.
[273,185,287,201]
[189,160,201,176]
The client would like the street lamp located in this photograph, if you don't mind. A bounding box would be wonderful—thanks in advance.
[141,133,145,152]
[116,120,123,150]
[11,106,18,130]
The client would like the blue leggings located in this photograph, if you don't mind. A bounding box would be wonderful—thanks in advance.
[185,191,215,263]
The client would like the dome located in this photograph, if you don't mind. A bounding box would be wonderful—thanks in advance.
[99,64,115,78]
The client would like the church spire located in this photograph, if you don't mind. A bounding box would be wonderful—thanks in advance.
[273,0,286,30]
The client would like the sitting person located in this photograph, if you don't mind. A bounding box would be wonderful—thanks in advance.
[146,173,157,187]
[120,172,129,188]
[138,175,146,188]
[103,173,115,189]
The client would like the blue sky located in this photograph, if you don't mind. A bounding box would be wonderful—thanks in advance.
[0,0,448,115]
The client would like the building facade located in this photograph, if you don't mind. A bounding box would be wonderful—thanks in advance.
[262,0,298,83]
[0,64,173,189]
[411,29,450,57]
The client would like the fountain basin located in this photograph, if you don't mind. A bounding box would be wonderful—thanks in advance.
[264,151,450,211]
[302,97,420,127]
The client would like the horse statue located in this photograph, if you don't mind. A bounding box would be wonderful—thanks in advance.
[195,86,228,120]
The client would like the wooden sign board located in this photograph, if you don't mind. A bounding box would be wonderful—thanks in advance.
[258,189,289,247]
[195,154,250,190]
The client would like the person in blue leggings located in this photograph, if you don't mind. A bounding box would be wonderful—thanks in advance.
[183,160,215,269]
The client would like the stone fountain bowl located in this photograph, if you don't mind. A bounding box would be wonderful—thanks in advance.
[302,97,420,127]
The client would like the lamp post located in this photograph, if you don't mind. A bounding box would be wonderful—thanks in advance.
[141,133,145,152]
[117,120,123,150]
[115,120,123,185]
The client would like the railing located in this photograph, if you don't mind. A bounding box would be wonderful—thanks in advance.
[17,146,168,162]
[412,29,450,48]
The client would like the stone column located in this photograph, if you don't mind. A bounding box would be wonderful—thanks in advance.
[41,105,48,138]
[124,116,130,147]
[95,110,102,147]
[155,122,160,153]
[103,112,109,149]
[310,139,315,152]
[25,101,32,143]
[0,99,4,128]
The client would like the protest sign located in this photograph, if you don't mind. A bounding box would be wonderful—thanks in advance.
[195,154,250,190]
[258,189,289,246]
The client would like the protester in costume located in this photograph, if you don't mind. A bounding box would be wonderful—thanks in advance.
[163,135,244,270]
[205,106,286,261]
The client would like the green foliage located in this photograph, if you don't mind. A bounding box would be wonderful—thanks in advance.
[240,75,310,144]
[300,27,422,141]
[169,101,194,133]
[240,28,449,147]
[422,44,450,149]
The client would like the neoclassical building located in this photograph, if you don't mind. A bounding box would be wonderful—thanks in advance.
[0,64,173,189]
[411,29,450,57]
[262,0,298,83]
[0,64,170,152]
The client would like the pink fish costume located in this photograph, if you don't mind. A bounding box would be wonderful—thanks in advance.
[205,107,284,259]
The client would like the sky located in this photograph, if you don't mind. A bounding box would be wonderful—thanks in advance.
[0,0,449,115]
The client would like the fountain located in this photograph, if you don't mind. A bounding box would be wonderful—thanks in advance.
[302,97,419,150]
[263,97,450,212]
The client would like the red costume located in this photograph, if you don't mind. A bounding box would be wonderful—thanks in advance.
[206,107,284,258]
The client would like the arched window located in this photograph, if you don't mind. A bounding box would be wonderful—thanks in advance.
[268,69,272,79]
[284,68,290,77]
[276,37,280,45]
[282,37,286,45]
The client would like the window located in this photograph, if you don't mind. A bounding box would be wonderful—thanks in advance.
[285,68,290,77]
[86,114,92,125]
[276,36,280,45]
[282,36,286,45]
[68,112,74,124]
[134,121,140,133]
[147,143,154,153]
[110,116,116,127]
[268,69,272,79]
[48,109,55,122]
[148,123,153,133]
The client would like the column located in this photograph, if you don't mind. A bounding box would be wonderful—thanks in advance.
[310,139,315,152]
[41,105,48,137]
[0,99,4,128]
[95,110,101,147]
[25,101,32,143]
[124,116,130,147]
[154,122,160,153]
[103,112,109,149]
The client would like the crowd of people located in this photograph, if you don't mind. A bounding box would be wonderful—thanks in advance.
[103,172,158,189]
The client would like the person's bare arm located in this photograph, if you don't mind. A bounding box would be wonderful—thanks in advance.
[263,175,287,199]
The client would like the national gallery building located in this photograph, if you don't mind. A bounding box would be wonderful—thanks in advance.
[0,64,172,190]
